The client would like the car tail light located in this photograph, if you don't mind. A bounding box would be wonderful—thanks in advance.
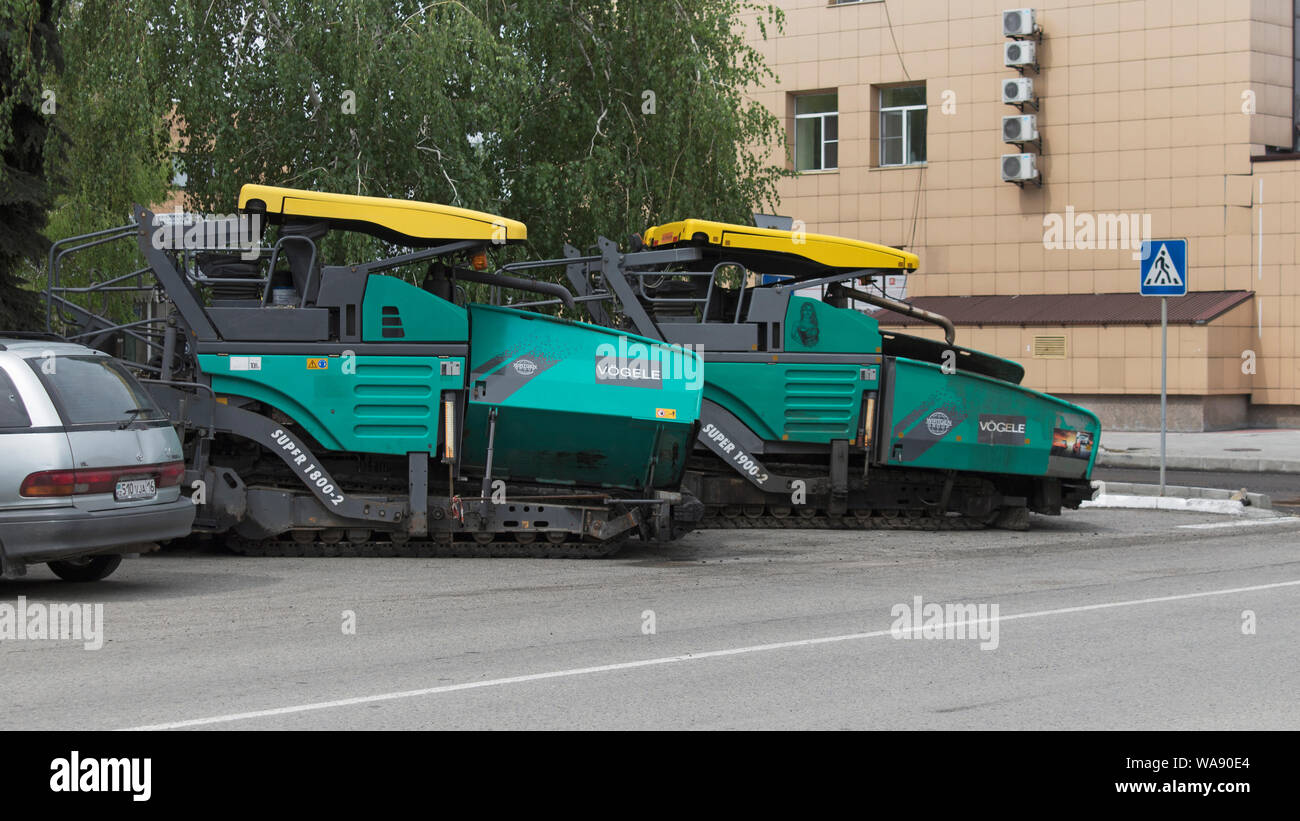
[20,461,186,497]
[157,461,185,487]
[19,469,79,497]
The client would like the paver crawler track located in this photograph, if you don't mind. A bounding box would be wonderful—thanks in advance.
[227,532,628,558]
[699,506,989,531]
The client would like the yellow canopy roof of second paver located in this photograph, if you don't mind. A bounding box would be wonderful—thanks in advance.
[642,218,918,274]
[238,184,527,244]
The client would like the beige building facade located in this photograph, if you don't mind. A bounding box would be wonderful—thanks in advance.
[746,0,1300,430]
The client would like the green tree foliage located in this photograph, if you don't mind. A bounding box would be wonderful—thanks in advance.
[154,0,786,264]
[0,0,63,329]
[42,0,173,329]
[38,0,787,318]
[48,1,172,226]
[149,0,528,264]
[489,0,787,258]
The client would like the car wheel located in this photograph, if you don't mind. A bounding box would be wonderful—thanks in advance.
[47,555,123,582]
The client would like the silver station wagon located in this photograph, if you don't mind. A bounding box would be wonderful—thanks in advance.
[0,337,194,581]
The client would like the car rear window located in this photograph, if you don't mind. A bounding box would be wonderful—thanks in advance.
[38,356,162,426]
[0,369,31,428]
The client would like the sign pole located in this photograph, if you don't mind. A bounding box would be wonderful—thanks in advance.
[1160,296,1167,496]
[1141,238,1183,496]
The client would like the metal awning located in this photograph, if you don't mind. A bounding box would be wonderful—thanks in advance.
[869,291,1254,327]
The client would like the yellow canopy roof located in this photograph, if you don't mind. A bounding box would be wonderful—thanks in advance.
[238,184,527,245]
[642,219,918,274]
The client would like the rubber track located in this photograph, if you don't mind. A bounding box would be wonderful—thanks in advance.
[226,534,628,559]
[699,507,989,531]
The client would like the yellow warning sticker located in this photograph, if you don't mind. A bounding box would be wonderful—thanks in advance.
[655,408,677,420]
[307,358,329,370]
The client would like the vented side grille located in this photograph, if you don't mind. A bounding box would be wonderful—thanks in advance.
[381,305,405,339]
[1032,335,1067,358]
[783,367,858,436]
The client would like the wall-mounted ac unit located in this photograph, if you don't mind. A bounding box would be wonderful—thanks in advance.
[1002,153,1040,185]
[1005,40,1037,69]
[1003,8,1038,38]
[1003,77,1034,105]
[1003,114,1039,144]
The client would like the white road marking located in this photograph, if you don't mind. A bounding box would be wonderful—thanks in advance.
[1178,517,1300,530]
[121,578,1300,731]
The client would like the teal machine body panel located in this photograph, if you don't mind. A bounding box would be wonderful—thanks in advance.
[199,276,702,491]
[461,305,701,491]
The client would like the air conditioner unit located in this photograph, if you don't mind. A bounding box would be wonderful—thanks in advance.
[1003,8,1037,38]
[1005,40,1037,68]
[1003,77,1035,105]
[1002,153,1040,184]
[1003,114,1039,144]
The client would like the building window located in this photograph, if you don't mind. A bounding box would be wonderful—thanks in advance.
[171,155,188,189]
[794,93,838,172]
[880,85,926,166]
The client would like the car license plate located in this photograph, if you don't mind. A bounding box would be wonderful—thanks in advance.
[115,478,156,501]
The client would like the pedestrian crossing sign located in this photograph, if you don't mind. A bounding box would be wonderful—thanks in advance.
[1139,239,1187,297]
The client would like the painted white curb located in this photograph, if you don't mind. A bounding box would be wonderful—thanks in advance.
[1080,494,1279,517]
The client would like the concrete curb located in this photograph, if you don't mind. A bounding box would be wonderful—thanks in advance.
[1081,480,1278,516]
[1081,495,1261,515]
[1097,451,1300,473]
[1092,480,1272,509]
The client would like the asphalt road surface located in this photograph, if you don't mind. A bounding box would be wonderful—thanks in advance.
[2,507,1298,730]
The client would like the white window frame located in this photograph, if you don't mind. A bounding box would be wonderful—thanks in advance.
[879,88,926,167]
[794,96,838,172]
[171,155,188,189]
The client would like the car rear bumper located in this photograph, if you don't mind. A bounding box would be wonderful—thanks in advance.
[0,498,195,565]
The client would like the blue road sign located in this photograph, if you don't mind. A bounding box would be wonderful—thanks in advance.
[1139,239,1187,297]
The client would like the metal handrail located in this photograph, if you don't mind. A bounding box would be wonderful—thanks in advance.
[626,261,751,324]
[45,224,136,331]
[506,292,615,310]
[733,269,749,324]
[260,234,319,307]
[64,316,166,342]
[48,265,151,294]
[180,245,271,292]
[191,276,272,286]
[497,255,600,275]
[44,293,164,356]
[633,270,711,304]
